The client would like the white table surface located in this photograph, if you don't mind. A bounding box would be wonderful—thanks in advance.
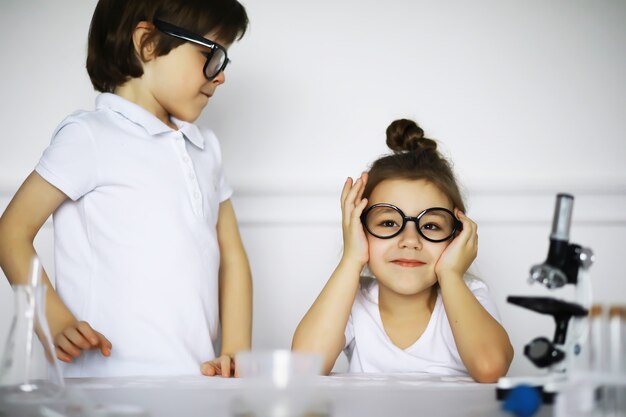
[62,373,554,417]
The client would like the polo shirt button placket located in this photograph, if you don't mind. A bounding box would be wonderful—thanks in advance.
[175,133,203,217]
[192,187,202,215]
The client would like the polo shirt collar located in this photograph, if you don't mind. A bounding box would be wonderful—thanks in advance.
[96,93,205,149]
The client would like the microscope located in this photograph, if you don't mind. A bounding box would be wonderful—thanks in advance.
[496,193,594,403]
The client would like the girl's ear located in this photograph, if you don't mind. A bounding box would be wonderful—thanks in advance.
[132,21,157,62]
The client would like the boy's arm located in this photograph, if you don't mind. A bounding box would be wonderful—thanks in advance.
[0,171,111,361]
[216,200,252,362]
[0,172,75,332]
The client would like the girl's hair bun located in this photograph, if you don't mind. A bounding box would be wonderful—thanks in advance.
[385,119,437,153]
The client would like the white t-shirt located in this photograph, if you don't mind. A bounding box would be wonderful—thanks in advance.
[35,93,232,377]
[343,277,501,375]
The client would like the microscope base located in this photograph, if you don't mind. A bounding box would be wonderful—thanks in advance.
[496,374,567,404]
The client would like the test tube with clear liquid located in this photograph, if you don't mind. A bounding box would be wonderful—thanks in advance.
[605,305,625,417]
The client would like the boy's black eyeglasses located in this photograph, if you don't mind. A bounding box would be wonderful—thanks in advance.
[360,204,463,242]
[153,19,229,81]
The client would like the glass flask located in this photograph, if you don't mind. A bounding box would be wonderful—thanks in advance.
[232,350,328,417]
[0,257,64,406]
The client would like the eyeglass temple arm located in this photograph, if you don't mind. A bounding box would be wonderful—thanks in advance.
[153,19,218,50]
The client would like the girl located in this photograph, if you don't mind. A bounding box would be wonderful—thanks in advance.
[0,0,251,378]
[292,119,513,382]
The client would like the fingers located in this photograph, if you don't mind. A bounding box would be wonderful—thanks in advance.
[96,331,113,357]
[77,321,113,356]
[340,177,354,207]
[353,171,368,203]
[340,172,368,203]
[76,321,102,347]
[67,324,94,349]
[339,173,371,266]
[354,196,369,221]
[55,346,73,363]
[220,355,233,377]
[436,210,479,276]
[201,355,235,378]
[453,210,478,262]
[341,172,369,224]
[201,361,218,376]
[455,210,478,245]
[55,326,90,361]
[342,177,361,218]
[54,321,112,362]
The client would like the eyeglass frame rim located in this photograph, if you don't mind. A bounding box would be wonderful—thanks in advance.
[360,203,463,242]
[152,18,230,80]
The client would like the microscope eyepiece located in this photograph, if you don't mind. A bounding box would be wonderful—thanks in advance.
[550,193,574,242]
[528,193,583,288]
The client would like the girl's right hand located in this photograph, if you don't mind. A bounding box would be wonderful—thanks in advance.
[340,172,369,267]
[54,321,112,363]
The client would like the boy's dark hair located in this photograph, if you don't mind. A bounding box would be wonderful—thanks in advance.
[87,0,249,93]
[363,119,466,213]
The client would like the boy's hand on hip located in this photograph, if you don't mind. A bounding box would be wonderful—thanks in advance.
[201,355,236,378]
[54,321,112,363]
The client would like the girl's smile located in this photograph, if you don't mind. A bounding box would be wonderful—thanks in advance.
[391,258,426,267]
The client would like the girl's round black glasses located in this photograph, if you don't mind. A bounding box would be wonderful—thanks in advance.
[360,204,462,242]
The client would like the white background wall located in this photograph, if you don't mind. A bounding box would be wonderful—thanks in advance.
[1,0,625,377]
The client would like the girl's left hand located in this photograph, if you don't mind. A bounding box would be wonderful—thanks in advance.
[201,355,236,377]
[434,210,478,282]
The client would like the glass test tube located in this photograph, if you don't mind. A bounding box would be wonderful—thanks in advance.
[607,306,625,417]
[589,305,607,373]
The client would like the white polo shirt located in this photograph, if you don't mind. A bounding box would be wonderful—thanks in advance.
[35,93,232,377]
[343,277,501,375]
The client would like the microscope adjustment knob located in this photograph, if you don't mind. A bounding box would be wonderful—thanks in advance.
[524,337,565,368]
[577,247,595,269]
[528,264,567,289]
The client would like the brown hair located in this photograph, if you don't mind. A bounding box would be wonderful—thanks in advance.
[363,119,466,212]
[86,0,249,93]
